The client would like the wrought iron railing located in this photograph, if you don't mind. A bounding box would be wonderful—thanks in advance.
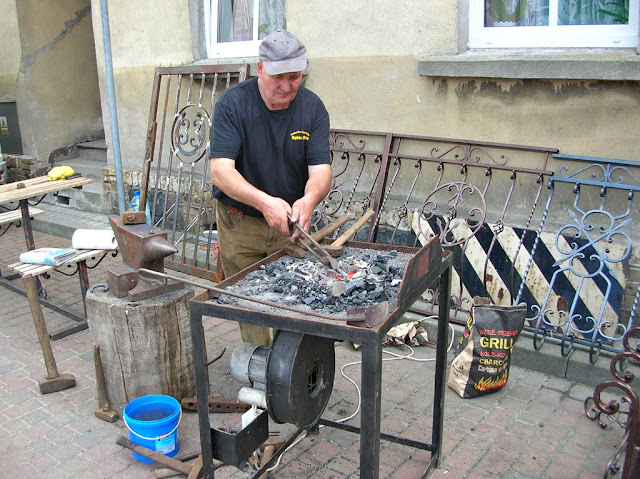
[317,130,557,323]
[138,65,639,364]
[585,326,640,478]
[523,155,640,362]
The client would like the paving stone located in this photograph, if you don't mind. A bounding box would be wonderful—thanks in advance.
[0,207,635,478]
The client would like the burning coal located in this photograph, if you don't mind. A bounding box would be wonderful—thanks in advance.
[212,247,411,315]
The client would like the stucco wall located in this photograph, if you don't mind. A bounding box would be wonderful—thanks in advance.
[12,1,103,161]
[90,0,639,172]
[303,56,640,159]
[90,0,194,171]
[289,0,640,160]
[0,0,21,101]
[289,0,459,57]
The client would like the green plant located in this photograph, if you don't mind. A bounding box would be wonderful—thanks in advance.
[598,0,629,23]
[559,0,630,25]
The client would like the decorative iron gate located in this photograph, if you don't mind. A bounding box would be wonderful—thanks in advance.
[141,64,248,281]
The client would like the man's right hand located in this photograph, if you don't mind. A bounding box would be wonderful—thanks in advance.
[259,195,294,237]
[211,157,293,235]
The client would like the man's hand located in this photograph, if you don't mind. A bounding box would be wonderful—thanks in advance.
[260,196,294,237]
[210,158,331,241]
[211,157,293,235]
[288,164,333,241]
[289,198,315,241]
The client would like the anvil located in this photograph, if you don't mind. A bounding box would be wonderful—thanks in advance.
[107,214,182,300]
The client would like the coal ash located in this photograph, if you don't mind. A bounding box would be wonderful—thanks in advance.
[210,247,411,316]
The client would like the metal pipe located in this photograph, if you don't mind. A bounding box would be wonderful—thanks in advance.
[137,268,354,322]
[100,0,126,214]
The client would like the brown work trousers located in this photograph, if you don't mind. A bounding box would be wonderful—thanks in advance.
[215,201,289,347]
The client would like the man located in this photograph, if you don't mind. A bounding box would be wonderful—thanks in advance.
[209,29,332,347]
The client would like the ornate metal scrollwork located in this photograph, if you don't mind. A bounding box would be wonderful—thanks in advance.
[417,182,486,247]
[171,105,210,164]
[585,327,640,479]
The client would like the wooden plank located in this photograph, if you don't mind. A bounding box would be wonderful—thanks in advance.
[9,262,54,277]
[0,176,50,194]
[9,249,113,278]
[0,176,93,204]
[0,207,44,225]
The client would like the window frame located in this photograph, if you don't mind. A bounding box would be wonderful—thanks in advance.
[469,0,640,49]
[204,0,263,58]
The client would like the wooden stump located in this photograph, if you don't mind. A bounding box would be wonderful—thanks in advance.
[86,287,195,414]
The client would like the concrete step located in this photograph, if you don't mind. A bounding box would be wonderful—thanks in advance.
[63,158,106,182]
[42,181,112,215]
[76,139,108,163]
[43,157,109,214]
[50,140,111,214]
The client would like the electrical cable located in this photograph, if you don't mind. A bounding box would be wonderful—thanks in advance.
[266,319,456,473]
[333,321,455,424]
[266,429,308,472]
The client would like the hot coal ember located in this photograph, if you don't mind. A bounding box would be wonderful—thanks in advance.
[211,247,412,316]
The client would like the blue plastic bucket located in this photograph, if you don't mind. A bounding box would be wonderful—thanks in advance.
[122,394,181,462]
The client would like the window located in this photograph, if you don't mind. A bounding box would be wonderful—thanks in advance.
[469,0,639,48]
[204,0,286,58]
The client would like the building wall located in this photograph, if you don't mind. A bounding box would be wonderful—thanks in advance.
[0,0,21,101]
[90,0,194,169]
[305,57,640,159]
[3,1,639,188]
[85,0,640,173]
[5,1,103,162]
[289,1,640,160]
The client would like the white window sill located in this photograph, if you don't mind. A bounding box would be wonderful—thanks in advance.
[418,49,640,81]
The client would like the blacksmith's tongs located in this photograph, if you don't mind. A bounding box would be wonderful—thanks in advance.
[288,215,348,279]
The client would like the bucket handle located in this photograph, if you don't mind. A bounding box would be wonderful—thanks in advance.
[123,409,182,442]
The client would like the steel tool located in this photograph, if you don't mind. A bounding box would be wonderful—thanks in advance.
[92,342,118,422]
[107,214,182,300]
[116,436,206,477]
[288,215,348,278]
[284,213,351,258]
[23,274,76,394]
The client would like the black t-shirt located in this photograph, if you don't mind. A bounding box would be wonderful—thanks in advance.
[209,77,331,217]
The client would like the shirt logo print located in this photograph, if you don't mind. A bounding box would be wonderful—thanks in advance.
[290,130,310,141]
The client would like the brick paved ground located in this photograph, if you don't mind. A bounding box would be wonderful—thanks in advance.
[0,213,630,478]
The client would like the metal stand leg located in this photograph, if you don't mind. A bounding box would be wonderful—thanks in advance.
[360,338,383,479]
[192,308,215,478]
[432,267,451,467]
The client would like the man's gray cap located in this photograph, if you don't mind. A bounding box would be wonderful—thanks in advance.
[259,29,307,75]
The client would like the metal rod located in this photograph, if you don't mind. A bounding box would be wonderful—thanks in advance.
[137,268,353,323]
[100,0,126,214]
[288,216,348,278]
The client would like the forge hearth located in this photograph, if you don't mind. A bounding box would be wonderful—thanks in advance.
[190,237,453,479]
[212,247,411,316]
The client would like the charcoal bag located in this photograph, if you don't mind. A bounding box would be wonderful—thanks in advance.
[448,299,527,398]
